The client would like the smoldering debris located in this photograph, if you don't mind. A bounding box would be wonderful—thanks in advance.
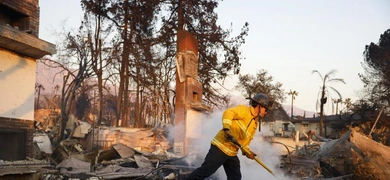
[2,123,390,179]
[278,127,390,180]
[0,125,196,180]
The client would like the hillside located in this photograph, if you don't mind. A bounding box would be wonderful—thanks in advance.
[282,104,316,118]
[35,61,66,95]
[228,94,315,118]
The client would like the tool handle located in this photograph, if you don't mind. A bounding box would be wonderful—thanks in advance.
[228,137,276,178]
[228,137,253,157]
[254,158,276,177]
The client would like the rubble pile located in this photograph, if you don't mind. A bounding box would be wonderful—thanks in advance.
[50,141,196,179]
[280,151,322,178]
[2,111,390,180]
[0,158,54,179]
[318,128,390,179]
[278,127,390,180]
[1,135,193,179]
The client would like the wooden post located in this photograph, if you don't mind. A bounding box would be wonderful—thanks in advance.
[369,106,385,137]
[295,131,300,149]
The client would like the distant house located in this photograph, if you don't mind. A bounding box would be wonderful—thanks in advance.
[0,0,56,160]
[263,105,292,137]
[291,113,362,138]
[267,120,295,137]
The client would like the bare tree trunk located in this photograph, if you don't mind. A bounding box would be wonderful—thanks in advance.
[59,75,76,143]
[117,0,130,127]
[291,97,293,120]
[37,86,41,109]
[135,57,140,127]
[320,87,326,137]
[178,0,183,31]
[59,75,70,143]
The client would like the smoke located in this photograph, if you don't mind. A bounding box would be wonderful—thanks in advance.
[185,110,294,180]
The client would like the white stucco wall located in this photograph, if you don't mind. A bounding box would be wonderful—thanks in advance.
[0,49,36,120]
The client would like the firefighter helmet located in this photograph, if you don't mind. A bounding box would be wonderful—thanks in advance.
[248,93,270,109]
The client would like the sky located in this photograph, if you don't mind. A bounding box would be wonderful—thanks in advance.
[39,0,390,114]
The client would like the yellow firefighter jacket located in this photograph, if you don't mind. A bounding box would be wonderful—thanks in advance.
[211,105,258,156]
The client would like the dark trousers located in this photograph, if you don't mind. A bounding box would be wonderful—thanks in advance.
[185,144,241,180]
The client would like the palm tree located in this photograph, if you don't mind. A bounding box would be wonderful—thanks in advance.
[287,90,298,120]
[35,83,45,109]
[312,69,346,136]
[332,98,342,115]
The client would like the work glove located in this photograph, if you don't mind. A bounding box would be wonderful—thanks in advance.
[242,147,257,160]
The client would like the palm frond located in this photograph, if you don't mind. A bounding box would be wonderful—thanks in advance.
[326,69,338,76]
[328,86,342,99]
[312,70,323,80]
[327,78,346,84]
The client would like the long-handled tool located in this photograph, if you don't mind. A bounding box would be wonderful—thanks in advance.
[229,137,276,177]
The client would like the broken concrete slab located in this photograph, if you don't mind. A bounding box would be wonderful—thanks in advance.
[56,156,91,176]
[73,121,92,138]
[112,143,135,158]
[33,132,53,154]
[134,154,154,168]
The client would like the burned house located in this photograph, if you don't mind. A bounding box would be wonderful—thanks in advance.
[0,0,56,160]
[291,113,363,138]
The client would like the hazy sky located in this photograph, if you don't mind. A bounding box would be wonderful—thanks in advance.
[39,0,390,114]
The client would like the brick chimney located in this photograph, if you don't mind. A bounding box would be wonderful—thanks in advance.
[174,30,210,155]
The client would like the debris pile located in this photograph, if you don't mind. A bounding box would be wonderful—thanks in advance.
[318,128,390,179]
[278,127,390,179]
[2,111,390,180]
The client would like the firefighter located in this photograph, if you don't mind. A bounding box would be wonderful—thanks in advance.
[185,93,271,180]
